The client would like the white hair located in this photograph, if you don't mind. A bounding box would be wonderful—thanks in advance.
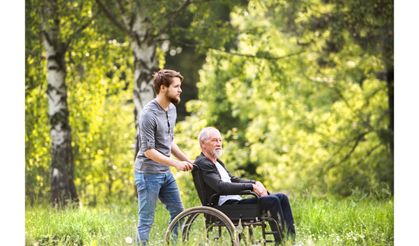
[198,127,219,145]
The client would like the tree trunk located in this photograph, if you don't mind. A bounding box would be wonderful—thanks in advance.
[41,0,78,207]
[129,14,159,157]
[96,3,160,157]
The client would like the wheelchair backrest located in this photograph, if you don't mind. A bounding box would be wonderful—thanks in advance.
[191,164,210,206]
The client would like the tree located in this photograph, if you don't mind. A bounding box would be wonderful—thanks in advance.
[95,0,181,156]
[38,0,94,206]
[268,0,394,167]
[25,1,142,205]
[177,0,392,197]
[95,0,246,156]
[268,0,394,192]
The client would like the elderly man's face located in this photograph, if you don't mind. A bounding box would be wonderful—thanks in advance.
[203,129,223,159]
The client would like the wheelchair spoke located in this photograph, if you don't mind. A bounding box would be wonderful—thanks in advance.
[165,206,239,246]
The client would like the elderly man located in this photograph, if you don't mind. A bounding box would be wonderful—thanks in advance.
[194,127,296,242]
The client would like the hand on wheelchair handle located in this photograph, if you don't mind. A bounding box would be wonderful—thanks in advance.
[175,160,194,171]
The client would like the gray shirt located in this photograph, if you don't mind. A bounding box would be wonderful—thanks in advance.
[135,99,177,173]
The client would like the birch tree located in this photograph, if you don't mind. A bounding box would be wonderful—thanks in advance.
[39,0,93,206]
[95,0,244,155]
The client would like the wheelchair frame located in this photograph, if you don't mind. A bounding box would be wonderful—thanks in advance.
[164,165,284,245]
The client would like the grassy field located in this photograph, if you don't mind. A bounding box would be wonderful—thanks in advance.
[25,196,393,245]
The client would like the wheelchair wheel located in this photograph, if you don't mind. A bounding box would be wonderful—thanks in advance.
[164,206,239,246]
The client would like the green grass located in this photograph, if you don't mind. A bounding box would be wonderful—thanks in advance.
[292,197,393,245]
[25,203,133,245]
[26,196,393,245]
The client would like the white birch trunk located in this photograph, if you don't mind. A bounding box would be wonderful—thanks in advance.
[123,13,159,155]
[42,0,78,206]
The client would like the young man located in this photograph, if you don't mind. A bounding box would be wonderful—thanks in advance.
[194,127,296,243]
[134,69,193,245]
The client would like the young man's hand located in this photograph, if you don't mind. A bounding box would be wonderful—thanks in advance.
[174,160,193,171]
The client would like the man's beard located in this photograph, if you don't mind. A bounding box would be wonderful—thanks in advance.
[167,92,180,104]
[214,149,222,159]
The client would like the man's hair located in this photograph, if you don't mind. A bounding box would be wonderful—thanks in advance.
[198,127,219,146]
[152,69,184,94]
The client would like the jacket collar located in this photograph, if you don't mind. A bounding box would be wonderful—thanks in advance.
[199,152,224,166]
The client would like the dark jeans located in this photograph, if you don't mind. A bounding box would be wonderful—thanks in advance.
[223,193,295,241]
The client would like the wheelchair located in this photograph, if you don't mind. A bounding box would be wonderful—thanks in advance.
[164,164,284,245]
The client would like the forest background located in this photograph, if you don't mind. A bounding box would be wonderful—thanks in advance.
[25,0,394,208]
[3,0,418,245]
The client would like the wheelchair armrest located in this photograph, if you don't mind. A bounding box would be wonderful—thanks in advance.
[237,190,258,198]
[209,190,258,205]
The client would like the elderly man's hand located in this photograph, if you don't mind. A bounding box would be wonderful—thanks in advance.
[252,182,268,197]
[255,181,268,197]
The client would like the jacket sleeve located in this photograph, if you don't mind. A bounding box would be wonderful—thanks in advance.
[230,174,256,184]
[198,158,253,195]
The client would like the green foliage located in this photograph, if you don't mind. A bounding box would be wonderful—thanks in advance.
[26,1,137,204]
[25,66,50,204]
[66,28,136,205]
[269,0,393,67]
[25,0,248,205]
[26,0,392,205]
[25,0,51,204]
[178,0,392,197]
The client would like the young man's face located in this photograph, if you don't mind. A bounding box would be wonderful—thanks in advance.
[164,77,182,104]
[203,129,223,159]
